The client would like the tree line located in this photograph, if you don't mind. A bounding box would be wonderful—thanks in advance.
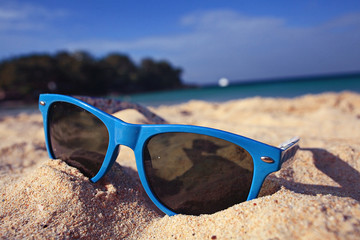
[0,51,185,101]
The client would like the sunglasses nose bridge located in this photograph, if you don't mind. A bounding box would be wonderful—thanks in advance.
[114,123,141,150]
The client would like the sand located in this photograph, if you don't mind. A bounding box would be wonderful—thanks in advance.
[1,92,360,239]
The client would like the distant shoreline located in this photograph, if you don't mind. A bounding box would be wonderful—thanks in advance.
[201,71,360,88]
[1,72,359,109]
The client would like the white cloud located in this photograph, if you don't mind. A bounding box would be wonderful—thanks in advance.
[0,7,359,84]
[0,1,67,31]
[180,9,285,33]
[66,9,360,83]
[0,9,24,20]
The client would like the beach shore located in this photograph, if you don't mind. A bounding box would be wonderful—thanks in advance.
[1,92,360,239]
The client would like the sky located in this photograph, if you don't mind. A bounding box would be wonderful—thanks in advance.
[0,0,360,85]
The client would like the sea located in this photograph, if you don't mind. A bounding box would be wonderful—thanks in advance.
[118,73,360,106]
[1,73,359,117]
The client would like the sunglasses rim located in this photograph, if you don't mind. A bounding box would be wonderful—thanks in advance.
[46,101,111,178]
[141,132,256,215]
[39,93,283,216]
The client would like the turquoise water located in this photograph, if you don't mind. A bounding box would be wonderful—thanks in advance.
[119,74,360,106]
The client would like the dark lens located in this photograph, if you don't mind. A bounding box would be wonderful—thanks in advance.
[143,132,254,215]
[48,102,109,178]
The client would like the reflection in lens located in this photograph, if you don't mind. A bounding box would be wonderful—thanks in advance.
[144,132,254,215]
[48,102,109,178]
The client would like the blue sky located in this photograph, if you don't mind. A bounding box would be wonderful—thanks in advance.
[0,0,360,85]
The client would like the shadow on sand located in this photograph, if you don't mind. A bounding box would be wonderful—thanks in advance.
[262,148,360,202]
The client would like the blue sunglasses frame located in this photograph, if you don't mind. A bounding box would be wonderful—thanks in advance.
[39,93,299,216]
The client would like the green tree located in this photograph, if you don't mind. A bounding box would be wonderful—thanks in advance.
[0,54,56,100]
[138,58,182,91]
[99,53,138,93]
[0,51,184,101]
[54,51,107,95]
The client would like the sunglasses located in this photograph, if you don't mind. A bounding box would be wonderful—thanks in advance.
[39,94,299,216]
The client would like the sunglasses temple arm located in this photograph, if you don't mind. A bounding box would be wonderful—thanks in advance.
[74,95,168,124]
[278,137,300,167]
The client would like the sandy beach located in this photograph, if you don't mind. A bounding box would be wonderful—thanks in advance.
[1,92,360,239]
